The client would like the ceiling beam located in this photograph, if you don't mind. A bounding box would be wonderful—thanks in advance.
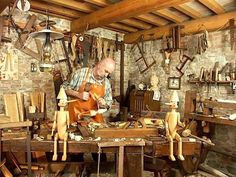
[0,0,11,13]
[38,0,95,13]
[30,1,85,19]
[198,0,225,14]
[124,11,236,43]
[84,0,155,30]
[136,13,169,26]
[71,0,191,33]
[84,0,110,7]
[108,23,138,33]
[174,4,202,19]
[153,9,185,23]
[121,18,152,30]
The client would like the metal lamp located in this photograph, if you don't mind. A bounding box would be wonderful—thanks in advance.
[29,27,64,72]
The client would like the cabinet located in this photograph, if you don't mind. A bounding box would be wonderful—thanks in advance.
[130,90,160,117]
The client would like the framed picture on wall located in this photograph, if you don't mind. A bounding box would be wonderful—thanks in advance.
[168,77,181,90]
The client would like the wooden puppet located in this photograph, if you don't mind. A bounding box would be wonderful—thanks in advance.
[165,91,185,161]
[52,87,70,161]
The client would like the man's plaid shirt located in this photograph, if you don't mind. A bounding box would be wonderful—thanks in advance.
[62,67,113,107]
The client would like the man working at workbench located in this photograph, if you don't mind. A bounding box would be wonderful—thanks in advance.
[63,57,115,124]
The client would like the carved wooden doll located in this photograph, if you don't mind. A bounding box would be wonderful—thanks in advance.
[165,91,185,161]
[52,87,70,161]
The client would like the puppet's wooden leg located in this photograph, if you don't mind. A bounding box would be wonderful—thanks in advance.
[167,135,175,161]
[52,133,58,161]
[176,134,185,161]
[62,133,68,161]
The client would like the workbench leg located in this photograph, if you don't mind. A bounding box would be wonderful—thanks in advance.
[27,126,32,177]
[125,152,143,177]
[118,146,124,177]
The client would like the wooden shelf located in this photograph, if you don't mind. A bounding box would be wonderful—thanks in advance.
[188,80,235,84]
[204,100,236,109]
[185,113,236,126]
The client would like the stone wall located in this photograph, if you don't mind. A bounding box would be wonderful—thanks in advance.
[127,30,236,176]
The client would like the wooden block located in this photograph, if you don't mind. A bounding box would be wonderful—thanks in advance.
[95,128,158,138]
[16,92,24,122]
[3,94,20,122]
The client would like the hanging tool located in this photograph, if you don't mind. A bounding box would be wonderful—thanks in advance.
[176,55,194,77]
[131,35,156,74]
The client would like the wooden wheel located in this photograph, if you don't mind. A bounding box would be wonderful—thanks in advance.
[179,144,209,174]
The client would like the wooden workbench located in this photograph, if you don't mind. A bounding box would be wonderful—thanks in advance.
[1,137,201,177]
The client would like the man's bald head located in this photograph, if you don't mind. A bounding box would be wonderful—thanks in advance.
[93,58,115,80]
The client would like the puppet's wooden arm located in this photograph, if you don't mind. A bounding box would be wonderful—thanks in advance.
[66,111,70,129]
[165,113,170,136]
[177,113,185,128]
[51,112,57,136]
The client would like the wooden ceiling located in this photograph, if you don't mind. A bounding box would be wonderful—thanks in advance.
[1,0,236,43]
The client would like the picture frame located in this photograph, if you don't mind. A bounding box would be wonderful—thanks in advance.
[168,77,181,90]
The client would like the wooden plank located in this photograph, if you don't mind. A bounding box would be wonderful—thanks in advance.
[40,92,45,113]
[16,92,24,122]
[95,128,158,138]
[124,11,236,43]
[153,9,185,23]
[71,0,191,33]
[174,4,202,19]
[0,0,11,13]
[136,13,168,26]
[84,0,110,7]
[198,0,225,14]
[30,1,85,19]
[3,94,20,122]
[39,0,96,13]
[84,0,152,30]
[121,18,152,30]
[0,121,32,129]
[107,23,138,33]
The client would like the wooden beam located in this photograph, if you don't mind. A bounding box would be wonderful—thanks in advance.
[153,9,185,23]
[84,0,154,30]
[107,23,138,33]
[30,1,85,19]
[0,0,11,13]
[124,11,236,43]
[38,0,95,13]
[121,18,152,30]
[71,0,191,33]
[84,0,110,7]
[174,4,202,19]
[136,13,169,26]
[198,0,225,14]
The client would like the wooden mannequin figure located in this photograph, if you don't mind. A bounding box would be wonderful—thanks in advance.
[165,91,185,161]
[52,87,70,161]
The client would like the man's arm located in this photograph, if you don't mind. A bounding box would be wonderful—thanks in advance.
[103,79,113,108]
[62,68,88,100]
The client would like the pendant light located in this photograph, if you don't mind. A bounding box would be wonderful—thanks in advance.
[29,16,64,72]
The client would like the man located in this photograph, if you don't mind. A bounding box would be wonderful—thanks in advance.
[63,57,115,124]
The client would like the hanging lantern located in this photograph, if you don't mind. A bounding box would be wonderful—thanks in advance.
[29,27,64,72]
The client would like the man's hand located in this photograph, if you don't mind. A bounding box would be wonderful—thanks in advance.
[79,92,90,100]
[97,98,108,109]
